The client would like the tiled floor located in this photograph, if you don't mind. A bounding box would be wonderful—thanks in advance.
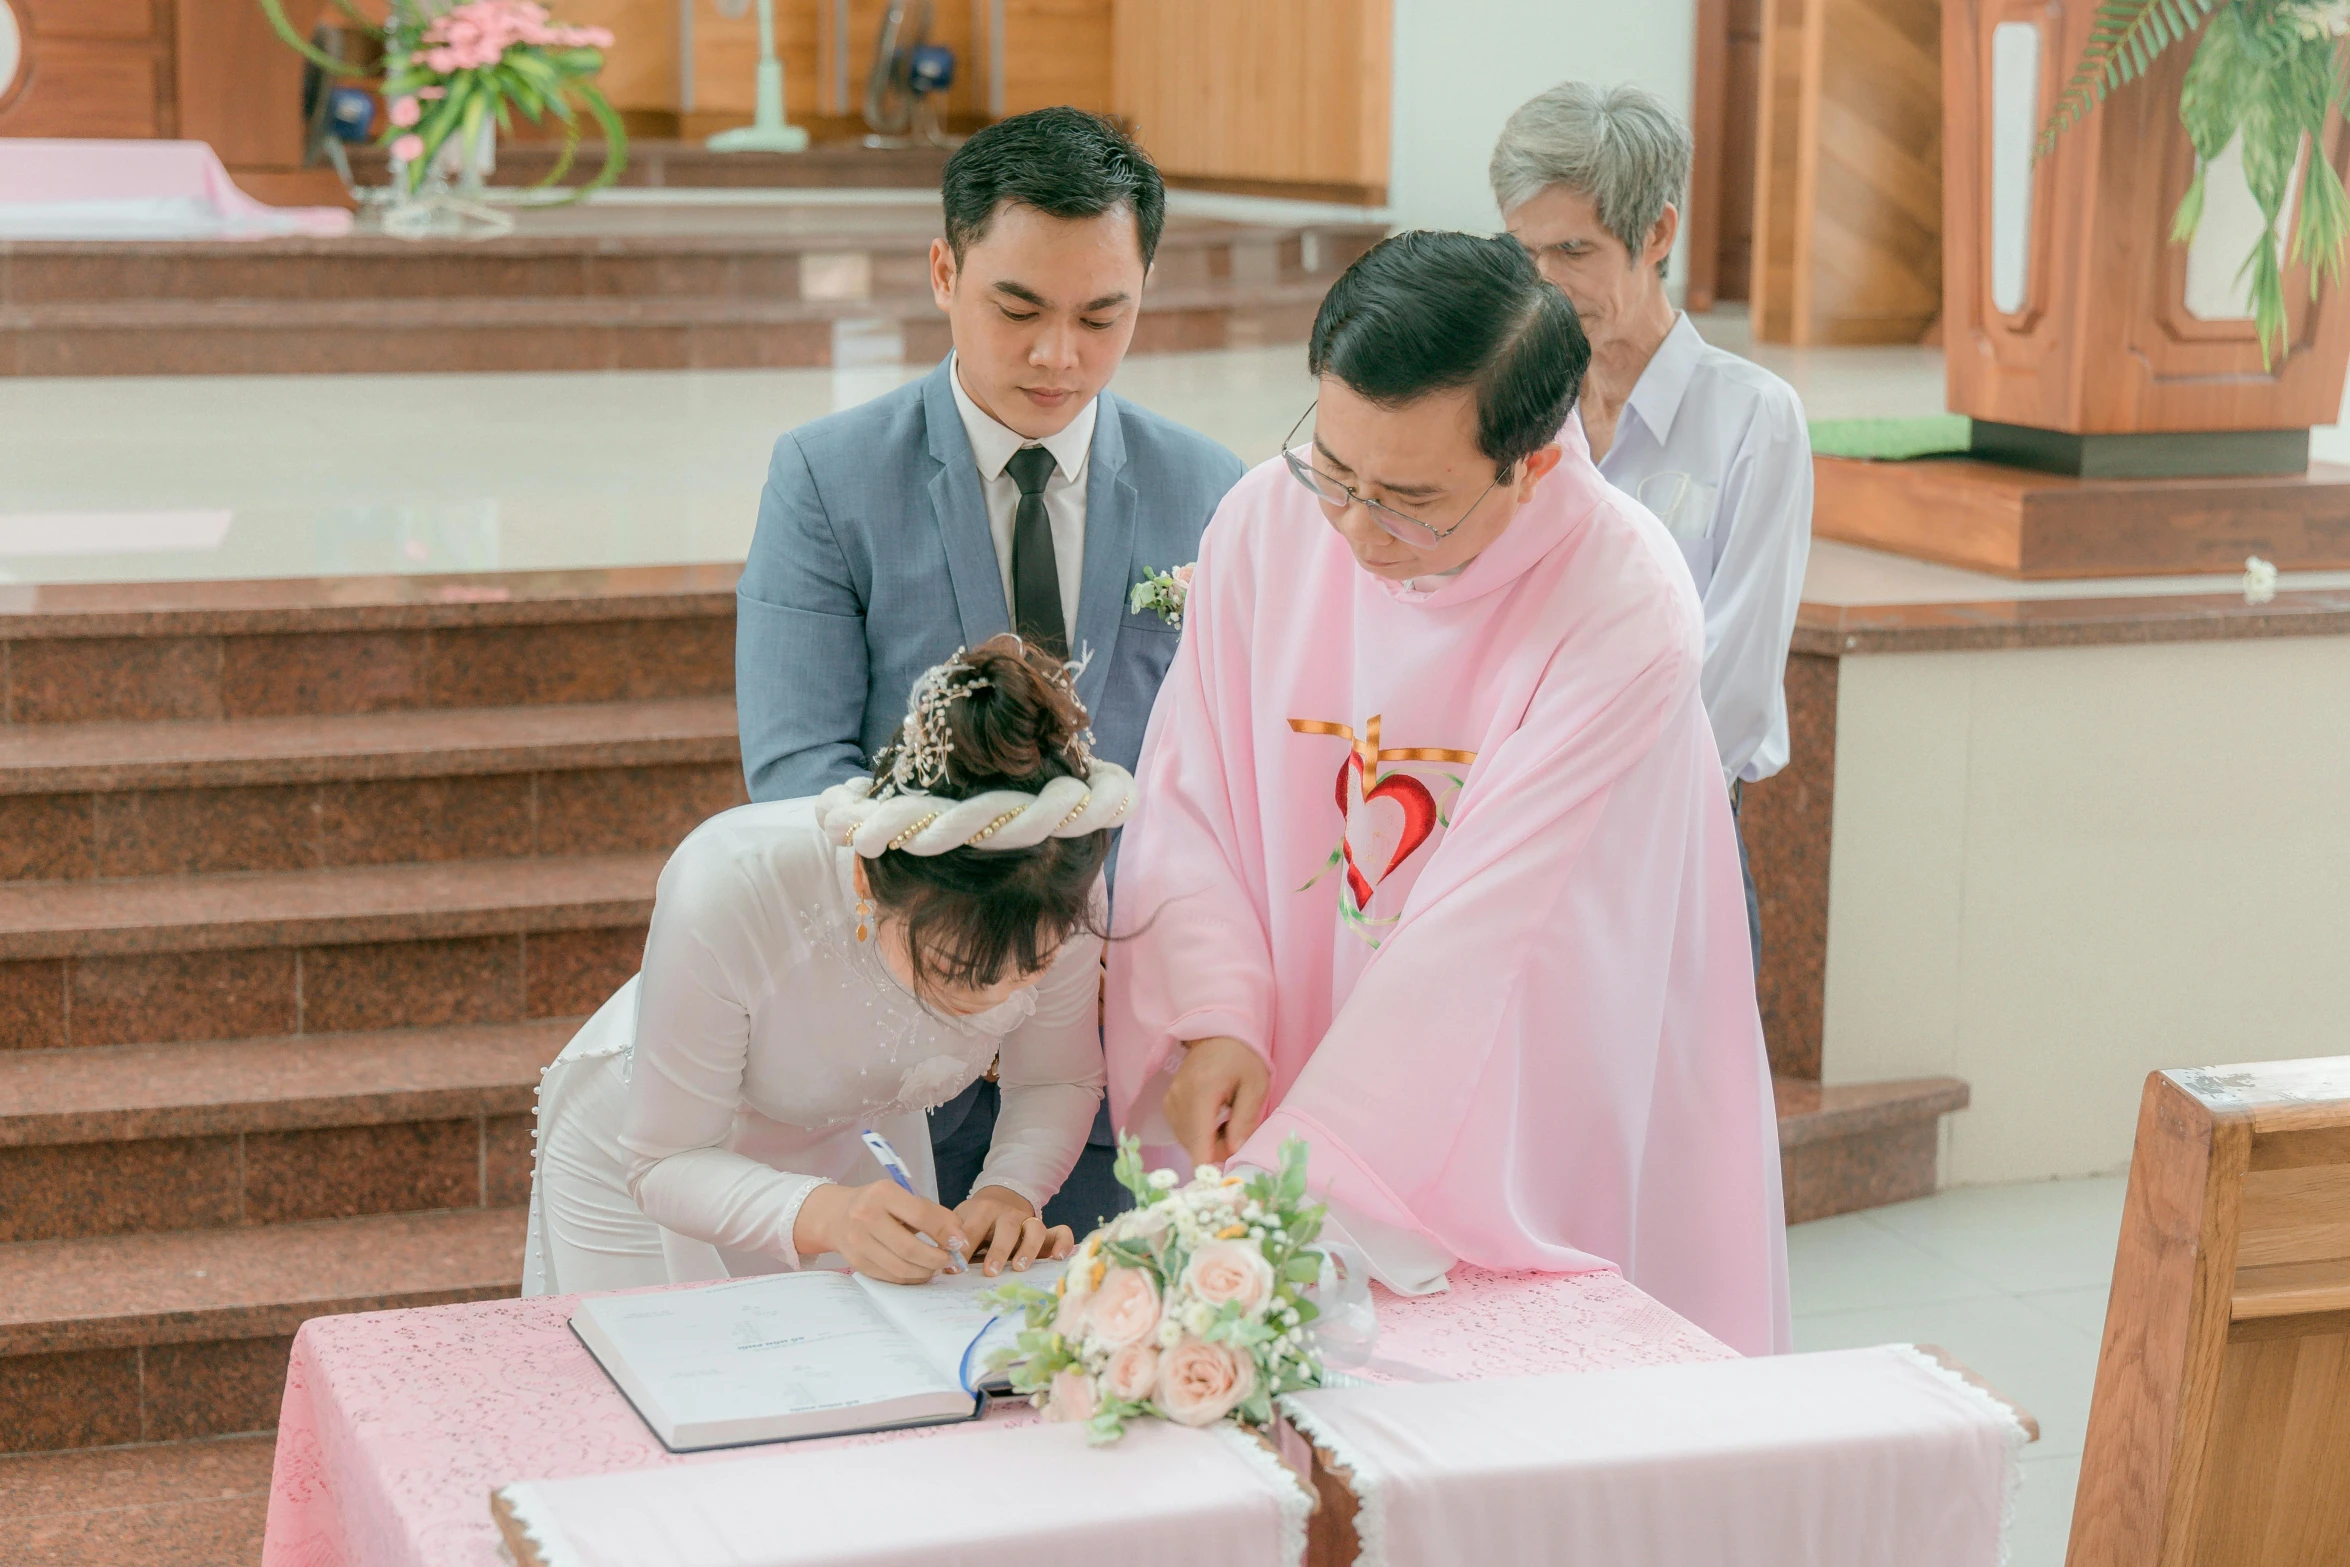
[1790,1173,2129,1567]
[10,307,2350,599]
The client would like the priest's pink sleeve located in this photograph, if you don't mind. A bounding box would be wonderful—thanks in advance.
[1108,516,1278,1093]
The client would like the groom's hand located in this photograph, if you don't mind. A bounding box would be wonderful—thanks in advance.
[1165,1036,1270,1168]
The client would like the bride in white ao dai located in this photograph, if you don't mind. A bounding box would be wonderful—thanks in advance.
[525,639,1134,1294]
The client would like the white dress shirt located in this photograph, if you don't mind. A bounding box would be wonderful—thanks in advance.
[949,355,1092,632]
[1591,314,1812,783]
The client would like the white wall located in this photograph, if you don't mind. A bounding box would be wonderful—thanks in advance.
[1386,0,1696,271]
[1820,637,2350,1187]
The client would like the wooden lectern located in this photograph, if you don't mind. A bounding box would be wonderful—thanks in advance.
[1813,1,2350,577]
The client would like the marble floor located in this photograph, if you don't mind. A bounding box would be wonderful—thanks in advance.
[1790,1173,2128,1567]
[10,309,2350,600]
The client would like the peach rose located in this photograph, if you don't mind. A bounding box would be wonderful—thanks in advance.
[1044,1368,1097,1423]
[1156,1336,1255,1426]
[1086,1267,1161,1350]
[1102,1343,1160,1403]
[1183,1239,1275,1317]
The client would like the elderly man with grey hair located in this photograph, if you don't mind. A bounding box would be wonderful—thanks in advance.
[1491,80,1810,972]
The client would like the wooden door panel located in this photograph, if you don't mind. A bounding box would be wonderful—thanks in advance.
[22,0,156,39]
[0,40,164,136]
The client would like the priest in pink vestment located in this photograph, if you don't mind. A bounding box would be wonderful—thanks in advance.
[1104,231,1791,1355]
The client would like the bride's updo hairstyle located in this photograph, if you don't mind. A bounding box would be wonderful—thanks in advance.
[860,636,1114,1000]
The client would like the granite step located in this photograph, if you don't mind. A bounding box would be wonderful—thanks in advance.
[1774,1075,1972,1223]
[0,852,663,963]
[0,697,739,796]
[343,135,953,192]
[0,1207,527,1453]
[0,567,737,726]
[0,214,1372,307]
[1,277,1338,376]
[0,699,745,883]
[0,1021,572,1244]
[0,858,650,1052]
[0,1020,570,1146]
[0,1432,276,1566]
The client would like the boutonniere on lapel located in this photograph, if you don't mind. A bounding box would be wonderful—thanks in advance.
[1128,562,1196,629]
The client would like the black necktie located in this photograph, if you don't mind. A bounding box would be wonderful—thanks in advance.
[1005,446,1067,657]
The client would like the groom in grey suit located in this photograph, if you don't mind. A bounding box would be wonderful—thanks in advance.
[736,108,1245,1233]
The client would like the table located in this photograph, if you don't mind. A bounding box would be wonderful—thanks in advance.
[261,1267,1733,1567]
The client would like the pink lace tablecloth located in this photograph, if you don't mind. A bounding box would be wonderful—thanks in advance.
[261,1267,1731,1567]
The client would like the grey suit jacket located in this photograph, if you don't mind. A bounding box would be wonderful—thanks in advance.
[737,358,1245,801]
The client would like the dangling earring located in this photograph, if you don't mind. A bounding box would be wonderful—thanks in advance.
[854,896,875,943]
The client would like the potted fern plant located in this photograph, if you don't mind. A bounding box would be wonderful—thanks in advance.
[2041,1,2350,364]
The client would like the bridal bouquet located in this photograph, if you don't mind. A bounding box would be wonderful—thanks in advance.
[986,1136,1327,1444]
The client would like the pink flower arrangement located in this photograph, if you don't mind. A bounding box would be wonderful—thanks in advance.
[987,1135,1327,1444]
[417,0,612,74]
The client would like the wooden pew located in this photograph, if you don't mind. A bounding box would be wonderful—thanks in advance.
[2068,1058,2350,1567]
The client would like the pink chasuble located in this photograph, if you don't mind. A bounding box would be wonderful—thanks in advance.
[1105,446,1793,1357]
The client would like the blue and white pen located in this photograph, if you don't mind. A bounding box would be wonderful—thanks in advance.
[860,1129,965,1272]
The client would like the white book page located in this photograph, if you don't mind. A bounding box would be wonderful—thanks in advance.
[580,1272,964,1431]
[856,1258,1068,1389]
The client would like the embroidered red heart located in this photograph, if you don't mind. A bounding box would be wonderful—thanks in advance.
[1333,751,1437,911]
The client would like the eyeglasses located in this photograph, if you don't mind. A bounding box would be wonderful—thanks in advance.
[1280,403,1500,553]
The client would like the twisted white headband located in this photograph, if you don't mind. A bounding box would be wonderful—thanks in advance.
[818,766,1136,857]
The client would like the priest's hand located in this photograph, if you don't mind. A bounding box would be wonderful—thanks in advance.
[794,1181,970,1283]
[1165,1036,1271,1168]
[953,1185,1077,1277]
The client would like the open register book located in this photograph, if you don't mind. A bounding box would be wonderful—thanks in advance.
[571,1260,1063,1452]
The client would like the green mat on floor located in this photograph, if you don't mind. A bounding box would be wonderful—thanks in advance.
[1808,414,1972,461]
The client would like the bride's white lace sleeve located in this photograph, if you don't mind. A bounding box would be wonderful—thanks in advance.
[614,843,828,1269]
[974,925,1108,1214]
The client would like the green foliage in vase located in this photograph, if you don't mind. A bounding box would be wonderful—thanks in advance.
[2041,1,2350,365]
[256,0,628,203]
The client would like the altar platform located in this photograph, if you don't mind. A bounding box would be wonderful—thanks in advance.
[0,195,1385,378]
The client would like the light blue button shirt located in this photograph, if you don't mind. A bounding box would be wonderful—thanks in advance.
[1593,314,1812,783]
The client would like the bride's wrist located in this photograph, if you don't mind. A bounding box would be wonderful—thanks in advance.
[790,1181,840,1258]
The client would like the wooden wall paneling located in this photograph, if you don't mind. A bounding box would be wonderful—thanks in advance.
[1805,0,1938,343]
[0,0,174,139]
[1718,0,1762,300]
[1686,0,1728,312]
[1110,0,1389,195]
[997,0,1110,118]
[690,0,823,121]
[1690,0,1768,308]
[174,0,310,168]
[1748,0,1806,340]
[1944,0,2350,436]
[692,0,999,131]
[1749,0,1938,344]
[547,0,677,114]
